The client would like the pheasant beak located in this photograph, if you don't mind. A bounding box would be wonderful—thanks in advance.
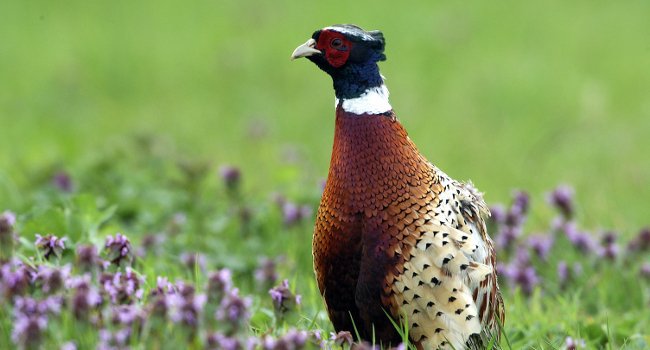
[291,38,321,60]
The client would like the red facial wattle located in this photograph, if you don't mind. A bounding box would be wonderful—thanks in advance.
[316,30,352,68]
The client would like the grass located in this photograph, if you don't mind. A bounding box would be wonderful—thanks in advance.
[1,0,649,229]
[1,138,649,349]
[1,0,649,349]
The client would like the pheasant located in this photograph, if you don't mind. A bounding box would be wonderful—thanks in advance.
[291,25,505,349]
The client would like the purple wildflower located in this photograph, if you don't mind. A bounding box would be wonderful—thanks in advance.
[11,296,63,348]
[68,275,102,321]
[561,222,597,254]
[52,171,73,192]
[527,234,554,260]
[564,336,586,349]
[137,233,165,257]
[547,185,574,219]
[97,327,132,350]
[33,264,71,294]
[319,178,327,193]
[44,295,65,314]
[216,288,252,330]
[13,296,44,315]
[152,276,174,296]
[76,244,100,272]
[168,282,206,328]
[512,265,540,295]
[501,247,540,295]
[272,193,287,207]
[511,190,530,220]
[100,267,144,304]
[299,205,312,222]
[0,210,16,231]
[504,209,523,228]
[110,304,144,329]
[207,269,233,303]
[269,279,301,316]
[14,295,63,316]
[254,256,279,288]
[177,280,196,297]
[282,202,299,225]
[206,332,243,350]
[206,332,260,350]
[180,252,207,272]
[219,165,241,191]
[1,260,32,299]
[97,329,112,349]
[640,263,650,280]
[262,329,309,350]
[260,336,277,350]
[148,294,169,319]
[35,234,66,260]
[104,233,133,266]
[308,330,326,349]
[0,211,16,260]
[557,261,584,289]
[147,277,174,318]
[488,204,506,224]
[11,312,47,348]
[495,226,521,252]
[513,245,531,266]
[281,202,312,227]
[282,329,309,348]
[598,231,619,260]
[601,231,616,245]
[550,216,565,233]
[114,328,132,346]
[330,331,353,346]
[493,191,530,252]
[60,342,77,350]
[245,337,260,350]
[628,227,650,252]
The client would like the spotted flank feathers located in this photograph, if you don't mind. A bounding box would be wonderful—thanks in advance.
[390,173,502,349]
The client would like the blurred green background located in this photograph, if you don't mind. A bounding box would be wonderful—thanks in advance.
[1,0,649,231]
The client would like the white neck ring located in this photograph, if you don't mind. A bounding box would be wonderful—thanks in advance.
[335,84,392,115]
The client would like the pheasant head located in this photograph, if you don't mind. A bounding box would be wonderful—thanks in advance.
[291,24,387,101]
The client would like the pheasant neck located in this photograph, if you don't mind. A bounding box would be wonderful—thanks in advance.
[332,61,384,100]
[324,108,431,215]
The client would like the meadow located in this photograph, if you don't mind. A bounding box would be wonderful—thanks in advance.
[1,0,649,349]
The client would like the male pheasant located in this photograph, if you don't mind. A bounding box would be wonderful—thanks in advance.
[291,24,504,349]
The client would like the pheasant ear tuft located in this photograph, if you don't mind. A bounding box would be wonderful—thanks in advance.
[368,30,385,46]
[367,30,386,61]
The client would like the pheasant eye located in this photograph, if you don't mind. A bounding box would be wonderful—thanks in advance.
[331,38,343,48]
